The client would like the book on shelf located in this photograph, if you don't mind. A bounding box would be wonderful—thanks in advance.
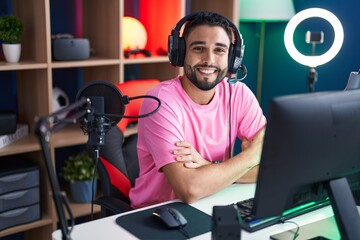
[0,124,29,149]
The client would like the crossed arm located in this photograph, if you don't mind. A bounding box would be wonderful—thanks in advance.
[161,127,265,204]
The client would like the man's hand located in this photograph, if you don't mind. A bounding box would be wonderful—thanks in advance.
[173,141,211,168]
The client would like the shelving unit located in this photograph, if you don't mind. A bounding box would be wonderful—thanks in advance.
[0,0,239,238]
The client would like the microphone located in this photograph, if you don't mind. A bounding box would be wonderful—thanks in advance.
[76,80,161,149]
[84,96,110,149]
[76,80,128,150]
[227,64,248,84]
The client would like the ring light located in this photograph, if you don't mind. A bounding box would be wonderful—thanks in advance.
[284,8,344,68]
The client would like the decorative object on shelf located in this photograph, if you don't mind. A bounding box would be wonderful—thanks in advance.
[0,124,28,149]
[0,15,23,63]
[122,16,151,58]
[240,0,295,103]
[284,8,344,92]
[52,87,70,119]
[61,151,99,203]
[52,37,91,61]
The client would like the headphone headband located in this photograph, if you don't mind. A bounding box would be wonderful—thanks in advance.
[168,11,245,74]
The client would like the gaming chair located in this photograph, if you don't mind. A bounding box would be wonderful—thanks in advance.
[90,79,160,216]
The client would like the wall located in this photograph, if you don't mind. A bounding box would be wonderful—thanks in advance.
[239,0,360,114]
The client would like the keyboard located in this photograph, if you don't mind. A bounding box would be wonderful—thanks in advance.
[232,197,330,232]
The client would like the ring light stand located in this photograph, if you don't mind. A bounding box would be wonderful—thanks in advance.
[284,8,344,92]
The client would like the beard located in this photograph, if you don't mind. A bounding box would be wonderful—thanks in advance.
[184,63,228,91]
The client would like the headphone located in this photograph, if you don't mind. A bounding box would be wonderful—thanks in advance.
[168,12,246,76]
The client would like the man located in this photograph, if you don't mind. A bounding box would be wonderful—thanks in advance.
[129,12,266,208]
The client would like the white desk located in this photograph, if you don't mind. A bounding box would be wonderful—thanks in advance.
[52,183,357,240]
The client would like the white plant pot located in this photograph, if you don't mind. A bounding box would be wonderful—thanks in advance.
[2,43,21,63]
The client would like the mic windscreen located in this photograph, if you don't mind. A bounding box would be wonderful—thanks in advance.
[89,97,104,115]
[76,80,125,124]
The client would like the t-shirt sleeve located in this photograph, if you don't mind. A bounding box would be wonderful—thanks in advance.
[234,84,266,140]
[138,96,185,171]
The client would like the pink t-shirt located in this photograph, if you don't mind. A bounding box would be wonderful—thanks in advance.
[129,76,266,208]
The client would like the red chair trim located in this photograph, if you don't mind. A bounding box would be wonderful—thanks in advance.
[99,156,132,198]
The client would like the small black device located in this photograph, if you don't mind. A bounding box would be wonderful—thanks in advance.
[0,112,16,135]
[168,11,245,75]
[152,206,188,229]
[211,205,241,240]
[305,31,324,44]
[52,38,90,61]
[234,90,360,239]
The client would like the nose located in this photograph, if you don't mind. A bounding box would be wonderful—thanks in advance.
[202,49,215,65]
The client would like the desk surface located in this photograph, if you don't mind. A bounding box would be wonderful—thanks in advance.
[52,183,357,240]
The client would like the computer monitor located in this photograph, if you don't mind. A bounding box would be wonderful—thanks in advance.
[252,89,360,239]
[345,70,360,90]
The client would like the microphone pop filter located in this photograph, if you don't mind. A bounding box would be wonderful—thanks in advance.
[76,80,126,124]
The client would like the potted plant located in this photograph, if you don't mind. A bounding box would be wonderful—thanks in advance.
[0,15,23,63]
[61,151,99,203]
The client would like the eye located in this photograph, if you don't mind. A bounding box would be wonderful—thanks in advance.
[215,48,226,54]
[192,46,203,52]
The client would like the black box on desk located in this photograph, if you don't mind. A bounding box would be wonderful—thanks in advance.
[0,157,40,231]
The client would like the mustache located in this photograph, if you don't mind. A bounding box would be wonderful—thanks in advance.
[194,64,221,71]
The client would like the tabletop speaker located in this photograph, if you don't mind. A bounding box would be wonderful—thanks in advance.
[52,38,90,61]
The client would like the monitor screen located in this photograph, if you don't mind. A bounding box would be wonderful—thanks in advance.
[252,89,360,237]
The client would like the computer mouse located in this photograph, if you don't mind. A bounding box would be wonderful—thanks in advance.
[152,206,188,229]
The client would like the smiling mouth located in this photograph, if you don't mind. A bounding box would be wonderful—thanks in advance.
[197,67,217,75]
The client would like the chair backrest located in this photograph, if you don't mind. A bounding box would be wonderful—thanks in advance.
[96,79,160,207]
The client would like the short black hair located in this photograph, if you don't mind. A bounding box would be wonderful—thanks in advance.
[182,12,233,43]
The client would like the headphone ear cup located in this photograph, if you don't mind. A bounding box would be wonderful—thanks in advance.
[168,34,186,67]
[228,44,236,74]
[177,38,186,67]
[228,40,244,74]
[168,34,178,67]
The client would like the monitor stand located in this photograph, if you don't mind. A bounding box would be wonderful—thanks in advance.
[327,177,360,239]
[271,177,360,240]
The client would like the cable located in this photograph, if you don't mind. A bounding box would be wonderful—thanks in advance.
[280,219,300,240]
[105,95,161,119]
[228,83,232,159]
[90,149,100,221]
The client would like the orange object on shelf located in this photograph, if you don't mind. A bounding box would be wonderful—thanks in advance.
[139,0,182,55]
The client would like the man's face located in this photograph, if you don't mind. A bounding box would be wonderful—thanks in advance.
[183,25,230,91]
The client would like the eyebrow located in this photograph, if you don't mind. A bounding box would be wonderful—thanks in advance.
[189,41,228,48]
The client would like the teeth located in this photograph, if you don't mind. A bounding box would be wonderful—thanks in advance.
[199,68,215,74]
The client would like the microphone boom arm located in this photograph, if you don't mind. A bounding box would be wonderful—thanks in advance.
[35,92,161,240]
[35,97,89,240]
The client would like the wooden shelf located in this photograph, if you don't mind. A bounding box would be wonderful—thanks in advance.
[0,213,53,238]
[69,201,101,219]
[51,57,120,69]
[0,61,47,71]
[123,55,169,64]
[52,125,87,148]
[0,0,239,238]
[0,134,40,157]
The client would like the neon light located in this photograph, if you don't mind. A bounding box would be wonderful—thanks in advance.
[284,8,344,68]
